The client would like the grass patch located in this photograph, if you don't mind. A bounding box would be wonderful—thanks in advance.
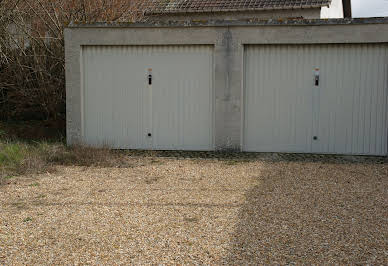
[0,123,158,184]
[0,143,24,166]
[0,139,58,184]
[0,138,135,185]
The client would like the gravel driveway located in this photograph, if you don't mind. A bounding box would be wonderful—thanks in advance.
[0,156,387,264]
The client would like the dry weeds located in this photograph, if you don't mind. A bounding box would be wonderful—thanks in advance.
[0,157,387,264]
[0,142,133,185]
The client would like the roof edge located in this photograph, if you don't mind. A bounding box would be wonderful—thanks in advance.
[143,3,328,15]
[68,17,388,28]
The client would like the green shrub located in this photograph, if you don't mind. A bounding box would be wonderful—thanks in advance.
[0,142,25,168]
[0,140,56,183]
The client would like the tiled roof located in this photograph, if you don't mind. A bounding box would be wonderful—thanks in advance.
[138,0,332,14]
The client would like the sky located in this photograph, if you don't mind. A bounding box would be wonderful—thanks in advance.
[352,0,388,17]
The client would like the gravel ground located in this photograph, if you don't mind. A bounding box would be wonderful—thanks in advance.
[0,156,387,264]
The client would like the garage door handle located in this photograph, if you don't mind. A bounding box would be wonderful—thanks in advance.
[148,74,152,85]
[314,68,320,86]
[147,133,152,137]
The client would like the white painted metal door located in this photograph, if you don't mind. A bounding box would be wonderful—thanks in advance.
[82,45,214,150]
[244,44,388,155]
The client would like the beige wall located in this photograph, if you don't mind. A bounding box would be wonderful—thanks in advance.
[321,0,344,18]
[65,20,388,154]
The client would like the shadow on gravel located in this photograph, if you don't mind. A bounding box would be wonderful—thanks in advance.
[223,161,388,264]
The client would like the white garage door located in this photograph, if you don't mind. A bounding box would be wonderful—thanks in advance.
[244,44,388,155]
[82,45,214,150]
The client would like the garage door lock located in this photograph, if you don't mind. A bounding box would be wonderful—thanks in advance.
[313,136,318,140]
[147,133,152,137]
[148,69,152,85]
[314,68,320,86]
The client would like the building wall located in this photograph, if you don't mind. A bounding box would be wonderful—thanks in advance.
[321,0,344,18]
[148,8,322,22]
[6,23,31,49]
[65,20,388,154]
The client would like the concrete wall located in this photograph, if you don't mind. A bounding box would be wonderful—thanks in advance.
[148,8,321,22]
[321,0,344,18]
[65,19,388,152]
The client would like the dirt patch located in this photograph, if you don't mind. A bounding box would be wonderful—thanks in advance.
[0,158,387,264]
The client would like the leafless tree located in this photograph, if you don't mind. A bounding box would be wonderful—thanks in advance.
[0,0,144,122]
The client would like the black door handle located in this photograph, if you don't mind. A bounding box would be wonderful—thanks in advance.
[147,133,152,137]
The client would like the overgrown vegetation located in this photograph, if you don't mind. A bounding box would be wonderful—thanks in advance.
[0,137,134,185]
[0,0,144,123]
[0,139,57,183]
[0,1,149,183]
